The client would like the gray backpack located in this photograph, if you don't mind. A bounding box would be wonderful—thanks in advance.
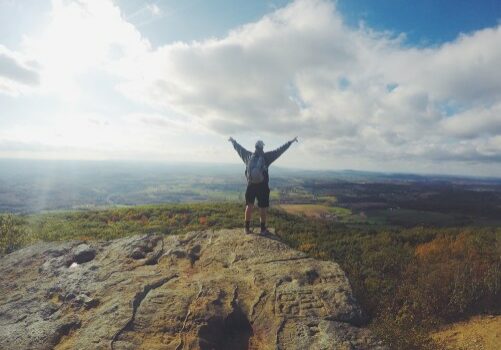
[246,154,266,184]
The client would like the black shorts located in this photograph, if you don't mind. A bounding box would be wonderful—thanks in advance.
[245,182,270,208]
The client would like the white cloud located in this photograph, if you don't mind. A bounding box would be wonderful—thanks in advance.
[146,4,161,16]
[116,0,501,170]
[3,0,501,174]
[0,45,39,95]
[441,104,501,138]
[22,0,150,99]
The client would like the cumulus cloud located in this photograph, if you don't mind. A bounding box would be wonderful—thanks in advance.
[4,0,501,172]
[0,45,39,95]
[441,104,501,138]
[112,0,501,167]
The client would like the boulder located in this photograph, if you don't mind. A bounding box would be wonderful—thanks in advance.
[0,229,385,349]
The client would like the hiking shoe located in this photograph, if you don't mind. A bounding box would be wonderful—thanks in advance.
[244,227,252,234]
[260,228,271,236]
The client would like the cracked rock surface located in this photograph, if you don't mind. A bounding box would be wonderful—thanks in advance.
[0,229,385,350]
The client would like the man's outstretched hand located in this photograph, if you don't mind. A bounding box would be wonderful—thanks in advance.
[228,137,235,143]
[292,136,298,143]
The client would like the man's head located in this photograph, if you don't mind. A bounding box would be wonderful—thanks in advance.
[255,140,264,150]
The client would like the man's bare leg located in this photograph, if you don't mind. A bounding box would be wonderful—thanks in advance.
[260,207,268,233]
[245,204,253,233]
[245,204,253,221]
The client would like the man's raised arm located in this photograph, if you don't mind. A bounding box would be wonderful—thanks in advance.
[264,137,298,165]
[228,137,252,164]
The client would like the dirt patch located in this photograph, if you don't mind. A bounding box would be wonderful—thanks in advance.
[433,315,501,350]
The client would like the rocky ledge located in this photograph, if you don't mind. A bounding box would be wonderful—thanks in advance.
[0,229,385,349]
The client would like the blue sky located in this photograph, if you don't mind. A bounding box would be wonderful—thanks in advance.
[3,0,499,50]
[118,0,292,46]
[338,0,501,45]
[122,0,500,46]
[0,0,501,176]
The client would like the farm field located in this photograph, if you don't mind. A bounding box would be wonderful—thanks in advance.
[278,204,351,219]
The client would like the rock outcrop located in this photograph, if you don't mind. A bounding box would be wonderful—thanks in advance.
[0,229,385,349]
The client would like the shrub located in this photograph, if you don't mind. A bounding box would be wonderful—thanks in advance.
[0,214,27,255]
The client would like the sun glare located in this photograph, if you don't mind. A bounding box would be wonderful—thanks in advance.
[24,0,146,101]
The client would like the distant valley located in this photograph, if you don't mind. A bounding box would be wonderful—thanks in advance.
[1,159,501,229]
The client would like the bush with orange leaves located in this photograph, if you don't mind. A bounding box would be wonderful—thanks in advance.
[398,230,501,326]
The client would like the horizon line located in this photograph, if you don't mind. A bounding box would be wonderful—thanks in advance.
[1,157,501,181]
